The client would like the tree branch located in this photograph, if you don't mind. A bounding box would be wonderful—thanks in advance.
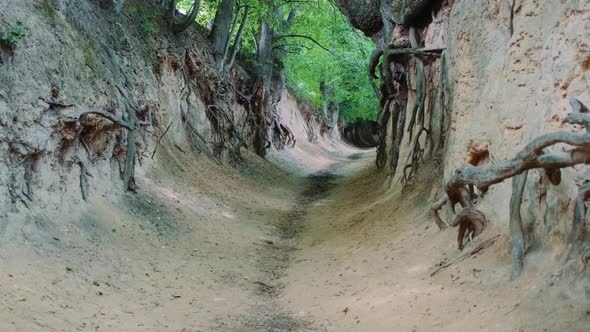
[431,98,590,279]
[387,47,445,57]
[274,34,334,54]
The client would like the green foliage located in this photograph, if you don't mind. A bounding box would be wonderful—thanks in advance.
[120,3,161,58]
[1,21,28,47]
[282,0,379,122]
[122,2,161,37]
[176,0,218,27]
[194,0,379,122]
[141,21,158,39]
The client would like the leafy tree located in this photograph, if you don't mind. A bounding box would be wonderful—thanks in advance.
[282,0,379,122]
[112,0,378,123]
[204,0,379,124]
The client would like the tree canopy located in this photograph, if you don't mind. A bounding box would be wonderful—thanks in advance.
[175,0,379,123]
[282,1,379,122]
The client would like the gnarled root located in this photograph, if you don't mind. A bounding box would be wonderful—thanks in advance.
[452,208,486,251]
[567,180,590,248]
[369,48,384,80]
[510,171,528,280]
[432,195,448,230]
[432,97,590,279]
[376,99,392,168]
[271,120,296,150]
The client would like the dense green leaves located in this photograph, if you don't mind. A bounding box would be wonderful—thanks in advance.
[0,21,28,47]
[282,1,379,122]
[177,0,379,122]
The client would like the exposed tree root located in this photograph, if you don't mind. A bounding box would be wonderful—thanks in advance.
[567,180,590,253]
[406,28,426,141]
[369,49,384,80]
[432,97,590,279]
[509,0,516,37]
[432,195,448,230]
[401,126,427,188]
[376,99,391,168]
[401,29,447,188]
[78,161,92,201]
[79,109,133,130]
[7,150,41,210]
[151,121,173,159]
[510,171,528,279]
[453,208,487,251]
[371,26,448,184]
[271,120,296,150]
[78,105,141,192]
[389,96,408,180]
[387,47,445,58]
[429,52,449,157]
[180,48,247,162]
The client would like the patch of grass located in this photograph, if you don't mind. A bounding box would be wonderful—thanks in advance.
[141,22,158,39]
[0,21,29,48]
[122,3,139,17]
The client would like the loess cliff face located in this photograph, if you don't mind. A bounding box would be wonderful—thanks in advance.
[443,0,590,234]
[342,0,590,273]
[0,0,212,219]
[0,0,298,225]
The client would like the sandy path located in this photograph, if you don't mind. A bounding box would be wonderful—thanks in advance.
[0,134,372,332]
[1,134,588,331]
[278,159,590,332]
[0,146,309,332]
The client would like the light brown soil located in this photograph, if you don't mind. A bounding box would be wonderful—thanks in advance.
[1,137,589,332]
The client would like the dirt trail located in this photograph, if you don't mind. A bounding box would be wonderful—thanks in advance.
[0,134,371,332]
[1,131,588,331]
[241,144,375,332]
[242,172,339,332]
[277,159,590,332]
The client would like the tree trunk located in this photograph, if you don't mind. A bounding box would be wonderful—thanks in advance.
[222,5,241,69]
[328,101,340,138]
[258,22,274,111]
[211,0,236,72]
[320,81,329,120]
[252,7,298,156]
[253,22,274,156]
[223,5,250,76]
[170,0,200,33]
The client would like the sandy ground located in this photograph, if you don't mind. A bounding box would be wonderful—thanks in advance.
[1,131,589,331]
[0,141,307,331]
[279,161,590,332]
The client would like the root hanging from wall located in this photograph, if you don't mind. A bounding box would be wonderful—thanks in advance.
[432,98,590,279]
[509,171,528,280]
[181,48,248,162]
[453,208,487,251]
[372,24,448,186]
[376,99,392,168]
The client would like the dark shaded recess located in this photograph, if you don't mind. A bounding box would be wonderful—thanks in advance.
[341,119,379,148]
[396,0,444,28]
[334,0,383,37]
[336,0,443,38]
[380,0,425,25]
